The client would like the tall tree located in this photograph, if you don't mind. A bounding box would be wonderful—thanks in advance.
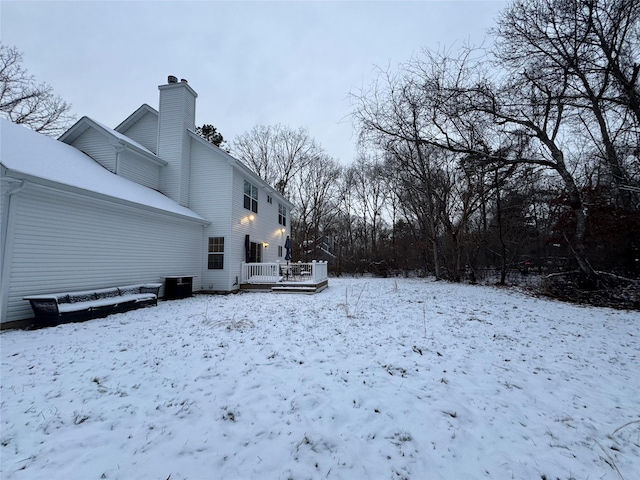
[348,153,390,261]
[351,43,602,279]
[493,0,640,210]
[0,44,74,136]
[290,154,342,261]
[232,124,321,197]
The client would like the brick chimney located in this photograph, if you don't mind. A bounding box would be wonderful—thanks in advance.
[157,76,197,206]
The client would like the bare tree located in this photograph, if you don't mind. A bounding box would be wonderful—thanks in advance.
[493,0,640,209]
[290,154,342,261]
[0,44,74,136]
[383,140,448,278]
[348,153,391,262]
[351,43,601,279]
[232,124,321,197]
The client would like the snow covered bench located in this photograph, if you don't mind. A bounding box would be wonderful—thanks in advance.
[24,283,162,327]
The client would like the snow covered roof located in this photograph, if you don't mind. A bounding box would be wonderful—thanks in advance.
[0,119,206,222]
[59,116,165,165]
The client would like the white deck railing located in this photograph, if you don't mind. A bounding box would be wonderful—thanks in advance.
[241,261,328,284]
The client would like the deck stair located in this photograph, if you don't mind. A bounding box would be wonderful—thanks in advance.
[271,283,325,294]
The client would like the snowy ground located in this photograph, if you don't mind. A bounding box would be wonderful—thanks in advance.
[1,277,639,480]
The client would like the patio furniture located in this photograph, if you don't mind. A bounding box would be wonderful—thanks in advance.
[24,283,162,327]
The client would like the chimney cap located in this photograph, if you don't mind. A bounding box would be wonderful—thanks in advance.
[180,78,188,84]
[167,75,178,84]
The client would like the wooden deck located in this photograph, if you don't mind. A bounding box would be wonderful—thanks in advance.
[240,261,329,294]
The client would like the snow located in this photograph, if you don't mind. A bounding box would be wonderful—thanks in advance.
[1,277,639,480]
[88,118,156,156]
[0,119,204,221]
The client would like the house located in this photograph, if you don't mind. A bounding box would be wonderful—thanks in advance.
[0,75,298,328]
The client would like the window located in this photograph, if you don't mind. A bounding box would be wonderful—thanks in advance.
[244,180,258,213]
[267,195,273,204]
[278,203,287,226]
[278,245,283,257]
[208,237,224,269]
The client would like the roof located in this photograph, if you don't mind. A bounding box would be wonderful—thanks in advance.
[59,116,166,166]
[115,103,158,134]
[1,119,206,223]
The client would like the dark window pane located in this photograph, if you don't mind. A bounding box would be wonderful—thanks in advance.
[208,254,224,269]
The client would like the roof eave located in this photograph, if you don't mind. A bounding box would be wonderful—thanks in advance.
[2,169,209,226]
[60,116,166,167]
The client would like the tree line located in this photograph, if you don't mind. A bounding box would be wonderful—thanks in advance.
[3,0,638,301]
[232,0,640,295]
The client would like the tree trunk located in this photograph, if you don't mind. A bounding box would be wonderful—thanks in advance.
[552,151,597,280]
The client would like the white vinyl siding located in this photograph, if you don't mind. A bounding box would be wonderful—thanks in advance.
[69,128,116,172]
[158,83,196,207]
[188,138,234,291]
[231,170,289,268]
[3,186,204,323]
[118,149,162,190]
[118,110,158,154]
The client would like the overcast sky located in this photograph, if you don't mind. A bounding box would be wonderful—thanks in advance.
[2,0,506,163]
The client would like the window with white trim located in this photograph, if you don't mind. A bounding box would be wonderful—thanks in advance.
[208,237,224,269]
[278,203,287,226]
[244,180,258,213]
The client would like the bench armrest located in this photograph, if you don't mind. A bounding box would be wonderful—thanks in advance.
[23,296,60,317]
[140,283,162,295]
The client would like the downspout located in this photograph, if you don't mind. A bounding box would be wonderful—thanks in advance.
[114,143,124,175]
[1,178,27,323]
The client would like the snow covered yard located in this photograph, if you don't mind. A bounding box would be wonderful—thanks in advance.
[1,277,639,480]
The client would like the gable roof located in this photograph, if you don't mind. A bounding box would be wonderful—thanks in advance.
[59,116,166,166]
[114,103,158,134]
[1,119,206,223]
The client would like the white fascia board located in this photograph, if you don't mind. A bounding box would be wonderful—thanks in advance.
[57,119,90,143]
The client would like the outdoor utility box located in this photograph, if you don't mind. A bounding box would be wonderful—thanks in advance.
[164,276,195,300]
